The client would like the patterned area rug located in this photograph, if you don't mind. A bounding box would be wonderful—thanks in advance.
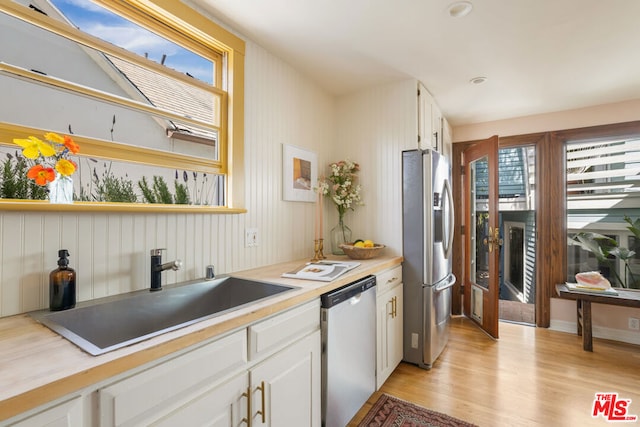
[358,394,478,427]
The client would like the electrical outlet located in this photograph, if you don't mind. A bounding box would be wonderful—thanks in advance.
[245,228,258,247]
[411,333,419,349]
[629,317,640,331]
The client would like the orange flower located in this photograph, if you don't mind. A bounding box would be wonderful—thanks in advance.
[63,135,80,154]
[27,165,56,186]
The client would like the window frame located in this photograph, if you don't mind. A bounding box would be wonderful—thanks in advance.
[0,0,246,212]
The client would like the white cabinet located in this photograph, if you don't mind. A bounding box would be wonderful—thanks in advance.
[442,116,453,160]
[154,330,321,427]
[4,396,83,427]
[98,300,321,427]
[247,300,321,427]
[418,82,444,153]
[152,372,248,427]
[375,266,404,389]
[99,329,248,426]
[249,331,321,427]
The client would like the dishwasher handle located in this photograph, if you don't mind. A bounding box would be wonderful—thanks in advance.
[320,275,376,308]
[349,293,363,305]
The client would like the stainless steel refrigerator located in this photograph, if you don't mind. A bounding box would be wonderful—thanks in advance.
[402,149,456,369]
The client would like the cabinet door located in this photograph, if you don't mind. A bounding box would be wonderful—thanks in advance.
[388,284,404,374]
[5,396,82,427]
[417,82,434,151]
[376,283,404,389]
[432,104,443,153]
[151,372,248,427]
[249,331,321,427]
[99,330,247,426]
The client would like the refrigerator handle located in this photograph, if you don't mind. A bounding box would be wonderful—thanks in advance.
[442,178,455,258]
[435,273,457,292]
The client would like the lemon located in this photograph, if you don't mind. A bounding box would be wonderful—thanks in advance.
[354,241,365,248]
[363,239,374,248]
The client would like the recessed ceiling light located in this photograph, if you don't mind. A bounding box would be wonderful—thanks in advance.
[469,76,487,84]
[448,1,473,18]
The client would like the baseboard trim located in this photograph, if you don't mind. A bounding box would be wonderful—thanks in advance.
[550,320,640,346]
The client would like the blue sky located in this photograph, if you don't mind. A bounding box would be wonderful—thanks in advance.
[50,0,214,84]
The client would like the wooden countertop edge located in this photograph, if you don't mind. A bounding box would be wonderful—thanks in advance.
[0,256,402,421]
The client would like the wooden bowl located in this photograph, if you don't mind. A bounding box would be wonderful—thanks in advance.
[339,243,385,260]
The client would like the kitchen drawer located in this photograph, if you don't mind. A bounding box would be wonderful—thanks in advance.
[5,395,83,427]
[98,329,247,427]
[248,299,320,361]
[376,265,402,295]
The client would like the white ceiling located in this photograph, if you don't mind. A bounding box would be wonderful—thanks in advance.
[191,0,640,126]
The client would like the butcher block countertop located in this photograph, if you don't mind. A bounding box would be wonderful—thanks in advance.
[0,255,402,421]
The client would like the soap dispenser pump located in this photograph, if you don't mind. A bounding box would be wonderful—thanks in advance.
[49,249,76,311]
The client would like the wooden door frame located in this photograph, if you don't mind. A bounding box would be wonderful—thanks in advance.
[461,136,500,337]
[452,121,640,329]
[452,132,563,327]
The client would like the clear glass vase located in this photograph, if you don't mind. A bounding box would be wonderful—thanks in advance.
[49,173,74,204]
[330,218,352,255]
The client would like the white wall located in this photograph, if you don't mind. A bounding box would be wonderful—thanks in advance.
[453,98,640,142]
[0,40,336,317]
[335,79,418,255]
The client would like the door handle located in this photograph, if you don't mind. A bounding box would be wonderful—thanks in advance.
[241,386,252,426]
[483,227,503,253]
[256,381,266,423]
[389,296,397,318]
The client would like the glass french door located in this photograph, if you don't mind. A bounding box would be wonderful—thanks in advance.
[463,136,500,338]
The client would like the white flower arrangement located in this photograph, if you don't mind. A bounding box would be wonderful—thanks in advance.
[319,159,363,220]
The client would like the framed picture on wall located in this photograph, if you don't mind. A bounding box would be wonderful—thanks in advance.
[282,144,318,202]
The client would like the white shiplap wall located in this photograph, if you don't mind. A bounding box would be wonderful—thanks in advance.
[335,79,418,255]
[0,40,335,317]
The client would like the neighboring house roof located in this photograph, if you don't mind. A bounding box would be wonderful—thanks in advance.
[36,0,218,147]
[106,54,217,145]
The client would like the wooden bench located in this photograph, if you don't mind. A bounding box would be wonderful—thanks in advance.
[555,284,640,351]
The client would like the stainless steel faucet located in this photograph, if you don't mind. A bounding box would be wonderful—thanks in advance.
[150,249,182,291]
[205,264,215,280]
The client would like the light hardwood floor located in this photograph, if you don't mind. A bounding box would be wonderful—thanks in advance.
[349,316,640,426]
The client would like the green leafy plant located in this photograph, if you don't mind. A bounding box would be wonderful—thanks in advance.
[0,152,48,200]
[139,176,189,204]
[76,159,138,203]
[99,173,138,203]
[92,162,137,203]
[568,216,640,288]
[174,181,190,204]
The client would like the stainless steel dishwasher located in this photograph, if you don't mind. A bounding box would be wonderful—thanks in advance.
[321,275,377,427]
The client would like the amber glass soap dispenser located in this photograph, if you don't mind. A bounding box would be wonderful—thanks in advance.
[50,249,76,311]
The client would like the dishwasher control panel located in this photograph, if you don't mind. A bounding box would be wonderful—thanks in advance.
[320,275,376,308]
